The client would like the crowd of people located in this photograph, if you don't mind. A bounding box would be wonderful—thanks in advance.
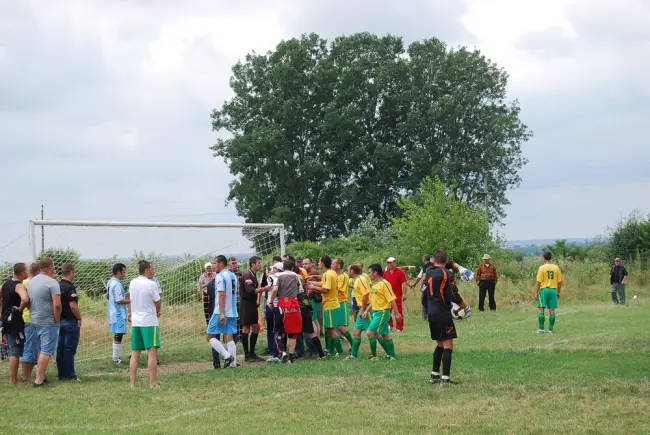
[1,248,575,388]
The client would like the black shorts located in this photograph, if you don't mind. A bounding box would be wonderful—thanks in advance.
[301,308,314,334]
[240,299,259,326]
[428,317,457,341]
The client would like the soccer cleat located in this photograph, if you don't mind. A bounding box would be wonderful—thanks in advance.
[429,374,441,384]
[223,355,235,367]
[537,330,545,335]
[548,331,554,335]
[112,359,122,365]
[441,379,456,386]
[368,356,378,361]
[386,355,396,361]
[266,356,281,364]
[249,353,264,362]
[345,356,356,360]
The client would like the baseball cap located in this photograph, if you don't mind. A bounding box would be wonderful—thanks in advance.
[272,262,284,271]
[204,262,212,269]
[387,257,396,263]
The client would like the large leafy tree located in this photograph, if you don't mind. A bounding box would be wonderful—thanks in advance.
[211,32,530,241]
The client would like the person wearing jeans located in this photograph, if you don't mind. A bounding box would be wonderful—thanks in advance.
[57,263,81,381]
[610,258,628,305]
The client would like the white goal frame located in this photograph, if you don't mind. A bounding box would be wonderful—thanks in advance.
[28,219,286,261]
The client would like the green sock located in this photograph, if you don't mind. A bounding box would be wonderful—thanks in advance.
[368,336,377,356]
[326,334,334,354]
[549,314,556,331]
[538,313,545,331]
[385,339,396,358]
[343,331,353,347]
[334,337,344,354]
[351,338,361,358]
[378,337,389,355]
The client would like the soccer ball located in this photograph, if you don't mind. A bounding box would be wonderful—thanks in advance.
[451,303,472,320]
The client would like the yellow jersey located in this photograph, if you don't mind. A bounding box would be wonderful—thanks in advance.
[321,269,339,310]
[298,267,309,280]
[370,278,396,311]
[22,278,31,323]
[536,263,563,289]
[353,273,371,308]
[337,272,350,303]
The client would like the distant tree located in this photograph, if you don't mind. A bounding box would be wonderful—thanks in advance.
[211,32,531,241]
[391,177,493,267]
[607,210,650,263]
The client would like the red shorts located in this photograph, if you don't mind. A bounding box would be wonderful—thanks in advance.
[278,297,302,334]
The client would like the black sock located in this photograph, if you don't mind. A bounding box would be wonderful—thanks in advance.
[442,349,453,377]
[212,349,220,368]
[250,333,258,356]
[311,336,324,358]
[241,333,250,357]
[433,346,443,373]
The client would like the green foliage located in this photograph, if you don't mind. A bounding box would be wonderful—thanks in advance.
[211,32,531,240]
[607,210,650,265]
[392,178,493,267]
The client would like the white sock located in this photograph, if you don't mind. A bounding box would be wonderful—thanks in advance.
[227,341,237,367]
[442,375,449,380]
[209,338,230,358]
[112,343,120,361]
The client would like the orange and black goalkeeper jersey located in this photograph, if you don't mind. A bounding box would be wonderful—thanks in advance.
[425,266,464,313]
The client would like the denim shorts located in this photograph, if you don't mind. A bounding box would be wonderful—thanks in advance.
[32,324,60,357]
[4,333,24,357]
[20,323,39,364]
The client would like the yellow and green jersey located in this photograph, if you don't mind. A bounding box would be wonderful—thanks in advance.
[370,278,396,311]
[537,263,563,289]
[321,269,339,310]
[353,273,371,308]
[22,278,31,323]
[337,272,350,303]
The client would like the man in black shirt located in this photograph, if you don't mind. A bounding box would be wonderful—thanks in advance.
[610,258,628,305]
[57,263,82,381]
[425,250,468,385]
[1,263,29,385]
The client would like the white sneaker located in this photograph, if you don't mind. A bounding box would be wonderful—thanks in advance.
[266,356,281,364]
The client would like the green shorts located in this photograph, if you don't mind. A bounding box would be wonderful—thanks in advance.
[310,300,322,322]
[324,308,338,329]
[131,326,161,351]
[537,288,558,310]
[353,310,372,331]
[336,301,350,327]
[368,309,390,336]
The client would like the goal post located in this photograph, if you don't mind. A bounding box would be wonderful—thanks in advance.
[26,219,285,363]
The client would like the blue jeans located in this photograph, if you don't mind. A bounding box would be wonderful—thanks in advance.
[265,305,277,357]
[56,320,80,380]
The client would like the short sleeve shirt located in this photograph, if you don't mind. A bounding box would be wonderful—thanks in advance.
[59,279,79,321]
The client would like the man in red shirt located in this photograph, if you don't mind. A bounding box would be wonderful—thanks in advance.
[383,257,407,332]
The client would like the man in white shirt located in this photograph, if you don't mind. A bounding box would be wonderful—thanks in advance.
[128,260,161,390]
[205,255,238,368]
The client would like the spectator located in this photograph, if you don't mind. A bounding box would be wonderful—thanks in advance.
[610,258,628,305]
[239,256,264,362]
[129,260,161,390]
[475,254,498,312]
[383,257,407,332]
[27,257,61,387]
[56,263,81,382]
[1,262,29,385]
[20,262,40,381]
[198,263,214,323]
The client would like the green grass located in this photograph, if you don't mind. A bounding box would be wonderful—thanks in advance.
[2,300,650,434]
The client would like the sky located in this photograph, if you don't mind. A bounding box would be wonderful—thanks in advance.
[1,0,649,261]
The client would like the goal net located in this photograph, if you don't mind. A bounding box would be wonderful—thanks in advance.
[25,220,284,363]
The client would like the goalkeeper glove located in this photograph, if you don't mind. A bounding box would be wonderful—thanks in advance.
[457,265,474,281]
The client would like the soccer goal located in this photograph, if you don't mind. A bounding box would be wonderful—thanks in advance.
[27,219,285,363]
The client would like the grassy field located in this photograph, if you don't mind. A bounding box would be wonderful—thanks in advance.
[1,298,649,434]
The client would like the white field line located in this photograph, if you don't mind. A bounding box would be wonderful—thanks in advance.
[2,386,329,431]
[544,330,625,347]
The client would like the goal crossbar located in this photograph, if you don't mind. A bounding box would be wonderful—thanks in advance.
[28,219,286,260]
